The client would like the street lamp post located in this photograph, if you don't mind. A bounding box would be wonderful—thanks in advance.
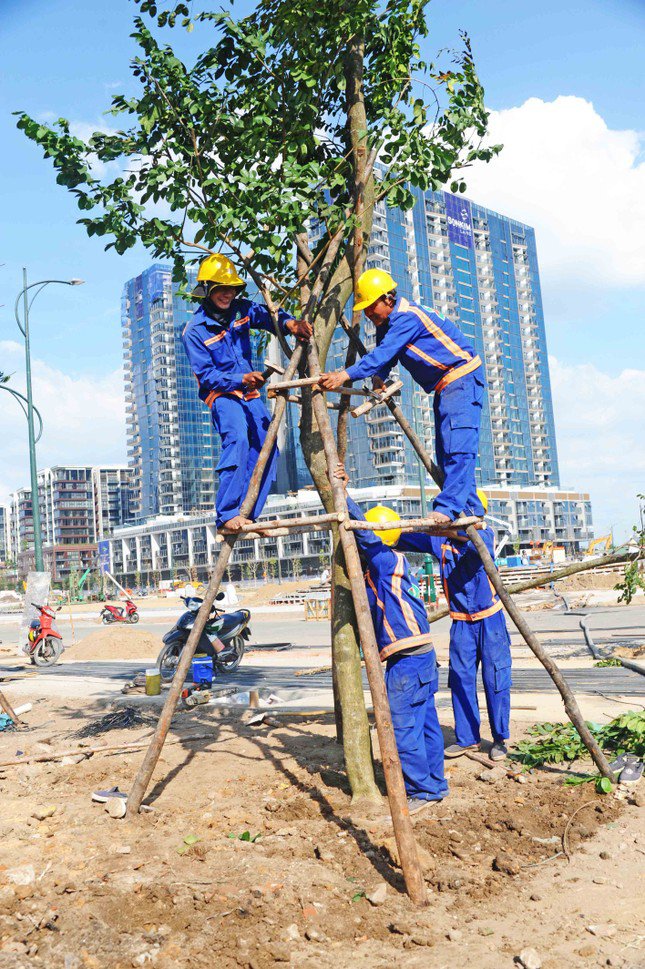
[14,269,84,572]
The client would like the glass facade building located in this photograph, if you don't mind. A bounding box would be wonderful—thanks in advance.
[320,190,560,493]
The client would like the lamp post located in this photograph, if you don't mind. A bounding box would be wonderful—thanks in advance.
[14,270,84,572]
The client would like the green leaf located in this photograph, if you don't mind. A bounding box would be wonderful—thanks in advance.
[596,776,613,794]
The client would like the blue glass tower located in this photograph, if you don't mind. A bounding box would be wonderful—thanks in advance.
[324,190,560,491]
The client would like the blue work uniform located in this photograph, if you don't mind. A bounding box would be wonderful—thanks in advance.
[182,298,293,526]
[397,526,511,746]
[345,295,485,519]
[346,496,447,802]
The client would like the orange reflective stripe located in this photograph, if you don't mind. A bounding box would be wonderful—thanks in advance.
[392,552,421,636]
[204,332,226,346]
[405,343,449,370]
[449,600,503,622]
[365,571,397,644]
[234,316,250,327]
[379,635,435,661]
[408,304,471,362]
[203,388,260,408]
[434,355,482,393]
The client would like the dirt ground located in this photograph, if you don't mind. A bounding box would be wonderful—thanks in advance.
[1,698,644,969]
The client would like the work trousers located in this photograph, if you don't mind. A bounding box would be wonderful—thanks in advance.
[384,650,448,801]
[211,395,278,527]
[448,610,512,746]
[433,370,485,519]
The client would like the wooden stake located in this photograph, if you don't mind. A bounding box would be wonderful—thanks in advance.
[219,512,343,536]
[127,345,305,815]
[344,514,480,534]
[307,341,427,908]
[0,690,20,725]
[339,319,616,781]
[351,379,403,418]
[0,732,210,769]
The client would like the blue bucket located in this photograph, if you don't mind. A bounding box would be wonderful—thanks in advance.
[191,654,214,687]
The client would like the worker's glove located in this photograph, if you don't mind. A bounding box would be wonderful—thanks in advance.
[242,371,266,390]
[286,318,312,340]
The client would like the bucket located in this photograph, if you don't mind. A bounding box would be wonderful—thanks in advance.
[191,654,214,688]
[145,668,161,696]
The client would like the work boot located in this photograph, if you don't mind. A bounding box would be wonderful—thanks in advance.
[489,741,508,762]
[444,742,480,758]
[407,797,435,816]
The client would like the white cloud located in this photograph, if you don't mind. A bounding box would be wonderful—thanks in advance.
[0,341,126,504]
[549,355,645,541]
[465,96,645,290]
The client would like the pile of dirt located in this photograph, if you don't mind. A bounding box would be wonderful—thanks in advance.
[62,627,163,662]
[558,572,620,591]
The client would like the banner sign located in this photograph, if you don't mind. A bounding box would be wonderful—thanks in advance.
[97,540,111,575]
[444,192,474,249]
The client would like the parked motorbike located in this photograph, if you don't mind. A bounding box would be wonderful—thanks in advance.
[156,594,250,681]
[100,600,139,625]
[23,603,64,666]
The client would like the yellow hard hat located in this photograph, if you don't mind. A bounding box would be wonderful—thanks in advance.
[193,254,245,296]
[365,504,401,546]
[477,489,488,513]
[354,268,397,312]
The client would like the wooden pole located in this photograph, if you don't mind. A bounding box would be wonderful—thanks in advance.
[351,379,403,418]
[338,319,616,781]
[308,341,427,907]
[0,690,20,724]
[219,512,343,535]
[344,515,480,534]
[426,549,639,625]
[0,732,209,769]
[127,345,305,814]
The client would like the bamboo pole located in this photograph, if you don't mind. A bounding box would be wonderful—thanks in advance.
[308,341,427,907]
[338,319,616,781]
[127,345,305,814]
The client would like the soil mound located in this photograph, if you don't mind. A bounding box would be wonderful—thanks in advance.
[62,627,163,662]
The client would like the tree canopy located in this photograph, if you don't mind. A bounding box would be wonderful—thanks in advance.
[16,0,499,316]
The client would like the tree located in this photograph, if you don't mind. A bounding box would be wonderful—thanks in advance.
[16,0,499,801]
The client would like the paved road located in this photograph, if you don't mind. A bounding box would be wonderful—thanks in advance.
[29,659,645,696]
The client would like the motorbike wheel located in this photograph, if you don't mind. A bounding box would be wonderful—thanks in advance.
[32,638,63,667]
[101,613,114,625]
[157,642,183,682]
[215,635,244,674]
[128,613,140,624]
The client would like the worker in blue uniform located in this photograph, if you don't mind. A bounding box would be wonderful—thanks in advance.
[335,467,447,813]
[182,255,311,530]
[396,499,511,761]
[319,268,485,525]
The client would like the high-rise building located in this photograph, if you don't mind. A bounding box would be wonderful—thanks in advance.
[10,465,134,580]
[122,264,304,520]
[322,190,560,492]
[0,505,12,566]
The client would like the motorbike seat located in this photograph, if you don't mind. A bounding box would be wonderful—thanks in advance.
[214,610,249,636]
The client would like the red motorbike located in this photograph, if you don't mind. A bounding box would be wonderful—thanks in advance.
[23,603,65,666]
[100,600,139,625]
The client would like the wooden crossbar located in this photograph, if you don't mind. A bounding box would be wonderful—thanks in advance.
[343,514,480,534]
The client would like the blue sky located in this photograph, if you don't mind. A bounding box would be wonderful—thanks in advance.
[1,0,643,539]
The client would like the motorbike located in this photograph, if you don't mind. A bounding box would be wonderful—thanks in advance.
[23,603,65,666]
[156,593,251,682]
[100,600,140,625]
